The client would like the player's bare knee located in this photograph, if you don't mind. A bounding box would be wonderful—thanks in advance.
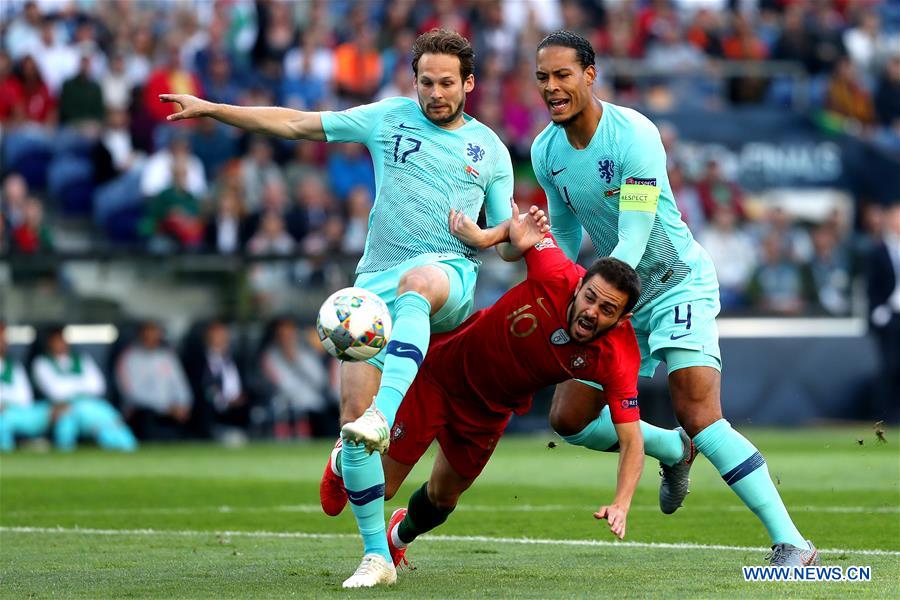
[397,270,432,296]
[549,405,589,437]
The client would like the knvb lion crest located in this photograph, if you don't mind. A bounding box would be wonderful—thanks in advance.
[467,143,485,163]
[598,159,615,184]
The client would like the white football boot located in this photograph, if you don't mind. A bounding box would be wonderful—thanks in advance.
[341,404,391,455]
[342,553,397,588]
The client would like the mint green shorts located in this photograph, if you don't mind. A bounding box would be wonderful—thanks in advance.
[577,246,722,389]
[633,245,722,377]
[354,253,478,371]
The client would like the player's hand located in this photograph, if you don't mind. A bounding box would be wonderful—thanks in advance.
[159,94,210,121]
[448,208,486,248]
[508,201,549,252]
[594,504,628,540]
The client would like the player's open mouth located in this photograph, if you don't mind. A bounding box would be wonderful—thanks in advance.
[548,98,569,114]
[576,317,594,336]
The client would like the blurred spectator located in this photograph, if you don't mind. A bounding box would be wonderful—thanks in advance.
[116,321,193,440]
[140,133,207,198]
[756,206,814,263]
[772,4,815,71]
[420,0,472,40]
[342,185,372,254]
[260,317,330,439]
[283,141,327,196]
[0,322,47,452]
[2,173,30,230]
[866,202,900,420]
[699,206,756,310]
[842,9,889,80]
[203,51,242,106]
[747,233,815,315]
[11,197,53,254]
[696,159,746,222]
[874,56,900,130]
[333,26,383,103]
[721,13,770,104]
[282,30,334,110]
[188,321,249,441]
[285,174,334,243]
[101,109,142,174]
[326,143,375,203]
[142,41,205,124]
[825,56,876,126]
[205,188,250,254]
[100,51,132,112]
[58,53,104,127]
[473,0,517,73]
[15,54,56,125]
[4,1,42,60]
[376,63,417,101]
[685,8,724,57]
[0,50,24,124]
[240,137,285,213]
[141,163,204,251]
[189,119,239,182]
[123,26,155,88]
[29,16,79,96]
[668,163,705,234]
[31,327,136,451]
[807,222,852,315]
[247,177,291,240]
[248,210,296,308]
[808,3,846,76]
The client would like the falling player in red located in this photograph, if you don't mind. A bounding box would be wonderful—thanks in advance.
[321,202,645,568]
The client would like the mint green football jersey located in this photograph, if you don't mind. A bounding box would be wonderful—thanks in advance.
[321,97,513,274]
[531,100,703,312]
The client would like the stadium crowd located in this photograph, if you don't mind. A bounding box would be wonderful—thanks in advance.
[2,0,898,318]
[0,318,342,450]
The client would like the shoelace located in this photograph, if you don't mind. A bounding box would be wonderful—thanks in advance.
[352,557,382,577]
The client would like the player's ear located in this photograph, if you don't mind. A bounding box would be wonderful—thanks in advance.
[463,74,475,93]
[574,278,584,296]
[616,312,634,326]
[585,64,597,86]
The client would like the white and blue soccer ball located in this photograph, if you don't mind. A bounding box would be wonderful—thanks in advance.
[316,287,392,361]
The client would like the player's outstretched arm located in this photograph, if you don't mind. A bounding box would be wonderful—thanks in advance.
[159,94,326,141]
[448,201,548,259]
[594,421,644,540]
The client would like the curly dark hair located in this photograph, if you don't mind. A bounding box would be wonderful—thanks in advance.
[411,29,475,80]
[537,30,596,71]
[582,257,642,315]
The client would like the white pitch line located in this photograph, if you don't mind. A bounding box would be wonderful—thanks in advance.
[3,503,897,517]
[2,526,899,557]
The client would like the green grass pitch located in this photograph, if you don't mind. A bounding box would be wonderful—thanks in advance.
[1,428,898,598]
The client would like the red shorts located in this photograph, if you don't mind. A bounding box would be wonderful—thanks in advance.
[387,369,512,480]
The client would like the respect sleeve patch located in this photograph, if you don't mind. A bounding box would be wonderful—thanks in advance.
[619,184,660,213]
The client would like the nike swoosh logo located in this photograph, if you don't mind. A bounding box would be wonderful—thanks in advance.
[551,167,566,176]
[670,333,692,340]
[392,347,420,356]
[398,123,420,131]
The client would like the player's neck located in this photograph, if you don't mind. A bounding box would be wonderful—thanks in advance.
[562,97,603,150]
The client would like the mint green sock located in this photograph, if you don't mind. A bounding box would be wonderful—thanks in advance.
[341,440,389,560]
[560,405,685,466]
[693,419,806,547]
[375,291,431,426]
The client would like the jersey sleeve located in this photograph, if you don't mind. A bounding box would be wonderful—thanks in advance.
[610,120,665,268]
[320,98,398,145]
[598,330,641,424]
[484,140,514,227]
[523,234,577,281]
[532,141,583,261]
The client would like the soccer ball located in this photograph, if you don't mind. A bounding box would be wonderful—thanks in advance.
[316,287,392,361]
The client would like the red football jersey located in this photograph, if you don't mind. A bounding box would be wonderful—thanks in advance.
[424,235,641,422]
